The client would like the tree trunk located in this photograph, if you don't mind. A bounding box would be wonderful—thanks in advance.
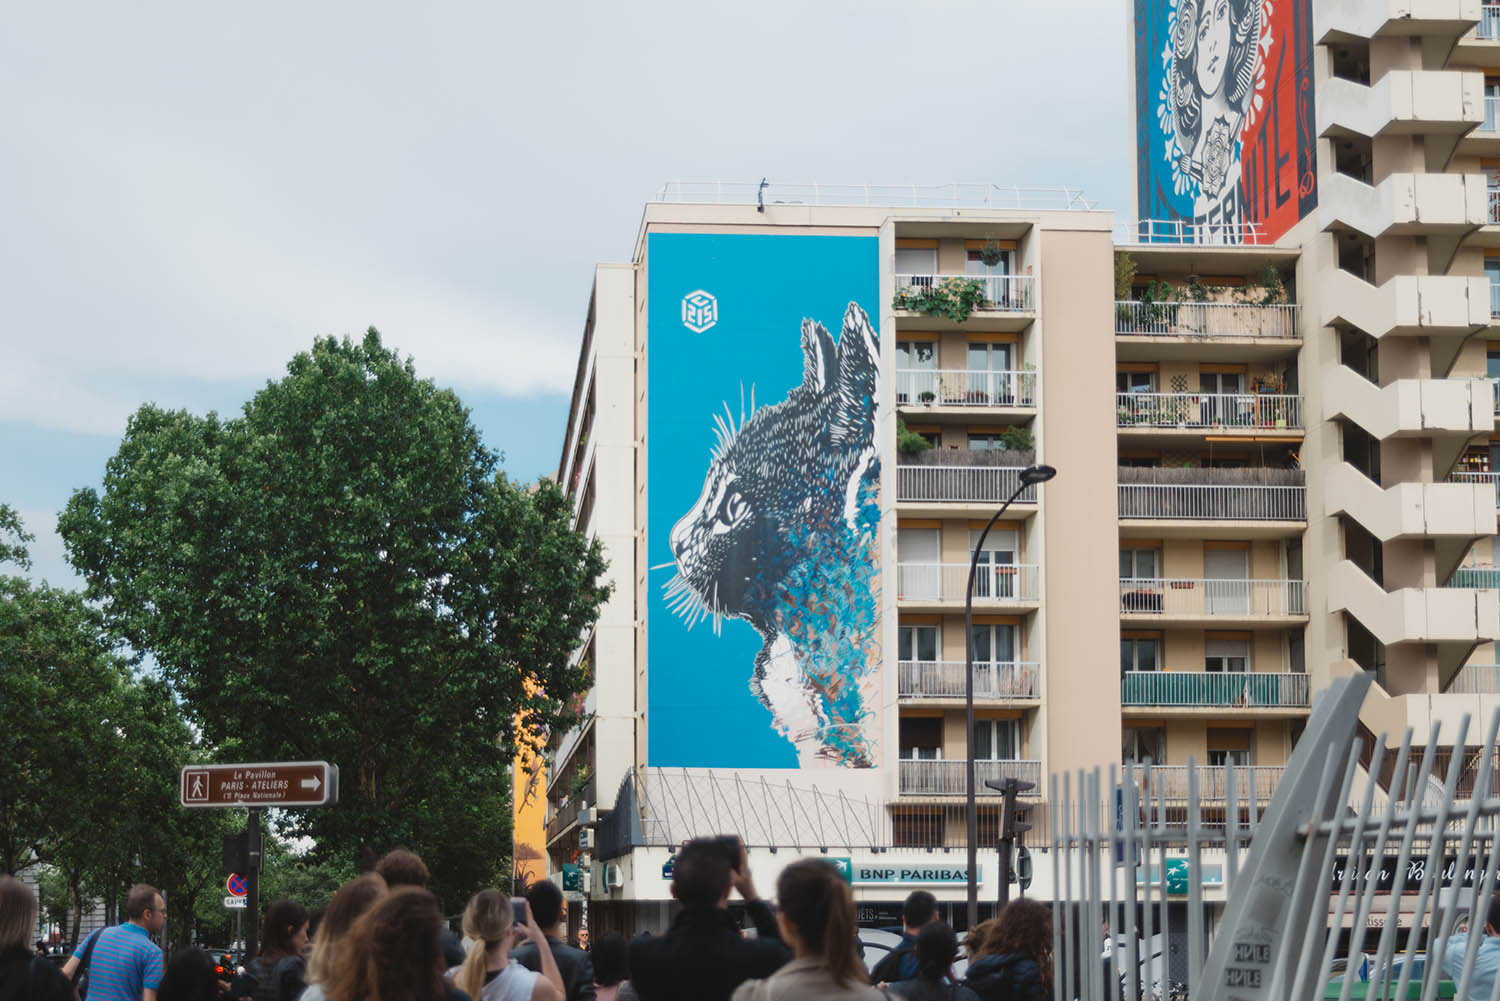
[68,874,83,949]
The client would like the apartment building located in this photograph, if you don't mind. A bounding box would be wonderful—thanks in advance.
[540,0,1500,942]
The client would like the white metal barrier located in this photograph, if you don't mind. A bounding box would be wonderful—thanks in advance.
[1484,3,1500,38]
[652,180,1099,210]
[893,273,1035,312]
[1448,664,1500,694]
[1116,392,1301,429]
[1113,219,1269,245]
[1114,300,1300,339]
[895,368,1038,407]
[898,660,1040,699]
[1119,577,1307,616]
[1117,483,1307,521]
[897,562,1041,603]
[899,758,1042,797]
[897,465,1036,504]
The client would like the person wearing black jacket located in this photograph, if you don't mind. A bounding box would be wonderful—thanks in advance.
[628,838,791,1001]
[0,877,74,1001]
[511,882,594,1001]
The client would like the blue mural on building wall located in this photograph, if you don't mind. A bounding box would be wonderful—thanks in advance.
[647,232,881,768]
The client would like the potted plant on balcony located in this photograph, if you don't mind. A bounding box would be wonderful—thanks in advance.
[919,390,936,405]
[897,419,932,455]
[980,239,1007,268]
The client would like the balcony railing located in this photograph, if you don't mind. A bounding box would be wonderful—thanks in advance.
[1488,97,1500,134]
[897,465,1036,504]
[1483,3,1500,38]
[898,758,1042,797]
[1492,282,1500,318]
[1121,671,1310,708]
[893,273,1034,312]
[1118,577,1307,617]
[898,562,1040,603]
[1141,765,1285,801]
[898,660,1040,699]
[1449,566,1500,589]
[1117,483,1306,521]
[1448,664,1500,694]
[895,368,1037,407]
[1116,391,1301,430]
[1450,470,1500,503]
[1114,219,1269,245]
[1489,186,1500,224]
[1114,300,1299,339]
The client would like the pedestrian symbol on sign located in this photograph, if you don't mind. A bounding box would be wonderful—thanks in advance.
[185,769,209,803]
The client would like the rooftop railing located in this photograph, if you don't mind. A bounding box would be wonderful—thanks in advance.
[1448,566,1500,588]
[653,180,1099,210]
[1115,300,1299,339]
[1116,391,1301,429]
[898,562,1040,604]
[1117,482,1307,521]
[898,660,1040,700]
[893,273,1034,312]
[1113,218,1269,245]
[1119,577,1307,617]
[1121,670,1310,709]
[897,464,1037,504]
[898,758,1042,797]
[895,368,1037,407]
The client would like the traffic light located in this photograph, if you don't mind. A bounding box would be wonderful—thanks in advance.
[985,777,1036,841]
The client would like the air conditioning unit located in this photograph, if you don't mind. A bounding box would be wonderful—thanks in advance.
[604,864,625,890]
[581,870,592,894]
[578,828,594,850]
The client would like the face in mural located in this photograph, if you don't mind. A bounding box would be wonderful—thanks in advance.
[662,302,881,768]
[1196,0,1231,97]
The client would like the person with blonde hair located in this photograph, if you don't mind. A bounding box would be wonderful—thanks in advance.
[298,874,386,1001]
[451,890,560,1001]
[323,888,456,1001]
[0,876,74,1001]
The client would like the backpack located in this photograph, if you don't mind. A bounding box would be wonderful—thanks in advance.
[71,929,105,1001]
[870,940,916,985]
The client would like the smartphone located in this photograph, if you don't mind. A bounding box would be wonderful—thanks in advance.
[512,897,528,927]
[713,835,742,872]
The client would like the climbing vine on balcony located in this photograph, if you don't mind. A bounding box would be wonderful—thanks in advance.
[893,277,990,323]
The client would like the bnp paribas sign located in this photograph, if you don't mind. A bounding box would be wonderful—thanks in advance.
[850,863,979,886]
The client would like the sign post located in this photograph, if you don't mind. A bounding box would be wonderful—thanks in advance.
[180,762,339,960]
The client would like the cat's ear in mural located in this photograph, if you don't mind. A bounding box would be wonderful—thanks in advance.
[829,303,879,443]
[799,319,837,397]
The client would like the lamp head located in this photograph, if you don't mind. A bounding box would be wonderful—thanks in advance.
[1020,464,1057,486]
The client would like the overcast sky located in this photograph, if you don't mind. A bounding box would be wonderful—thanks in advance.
[2,0,1132,588]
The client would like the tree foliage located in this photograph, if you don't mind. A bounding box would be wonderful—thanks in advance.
[60,331,608,908]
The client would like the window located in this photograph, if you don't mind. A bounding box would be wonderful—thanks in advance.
[966,248,1012,276]
[1208,748,1253,766]
[971,623,1016,665]
[1488,348,1500,381]
[899,623,939,662]
[1288,628,1305,674]
[1487,259,1500,317]
[1119,548,1160,580]
[1199,371,1250,425]
[969,432,1007,451]
[1207,728,1253,767]
[967,342,1013,372]
[1487,79,1500,132]
[1205,637,1250,672]
[896,340,937,404]
[1117,371,1156,393]
[1123,726,1165,764]
[974,719,1019,761]
[898,527,941,601]
[896,247,938,278]
[973,528,1018,598]
[1121,636,1161,673]
[899,716,943,760]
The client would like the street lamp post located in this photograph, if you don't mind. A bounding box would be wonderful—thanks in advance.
[966,463,1056,930]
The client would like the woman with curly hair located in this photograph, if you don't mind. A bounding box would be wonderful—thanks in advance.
[324,887,461,1001]
[960,899,1052,1001]
[299,874,386,1001]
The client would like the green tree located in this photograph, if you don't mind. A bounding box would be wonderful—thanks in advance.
[0,503,33,570]
[60,331,608,908]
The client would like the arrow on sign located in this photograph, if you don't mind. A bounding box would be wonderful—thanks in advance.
[300,777,320,791]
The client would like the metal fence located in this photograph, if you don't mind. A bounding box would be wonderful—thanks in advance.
[1118,577,1306,617]
[1114,300,1299,339]
[1450,470,1500,502]
[1113,219,1270,245]
[1121,670,1310,709]
[1484,3,1500,38]
[898,562,1041,603]
[1117,483,1306,521]
[1116,392,1301,429]
[897,465,1036,504]
[1449,566,1500,589]
[894,368,1038,407]
[898,659,1040,699]
[652,180,1099,210]
[893,273,1035,312]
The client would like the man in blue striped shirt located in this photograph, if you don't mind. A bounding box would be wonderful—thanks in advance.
[1441,893,1500,1001]
[62,884,166,1001]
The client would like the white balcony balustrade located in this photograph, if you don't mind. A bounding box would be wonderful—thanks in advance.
[1116,392,1301,429]
[893,273,1034,312]
[1120,670,1310,708]
[898,563,1040,604]
[1489,186,1500,224]
[1448,664,1500,693]
[1484,3,1500,38]
[1116,483,1306,521]
[1139,765,1285,801]
[897,465,1037,504]
[898,660,1040,700]
[1118,577,1307,617]
[1450,470,1500,504]
[898,758,1042,797]
[1114,300,1299,339]
[1492,282,1500,318]
[895,368,1037,408]
[1487,96,1500,133]
[1114,219,1268,245]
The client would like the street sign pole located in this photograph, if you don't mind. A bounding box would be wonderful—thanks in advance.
[245,809,262,959]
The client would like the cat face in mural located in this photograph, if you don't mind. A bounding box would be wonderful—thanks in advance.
[663,302,880,768]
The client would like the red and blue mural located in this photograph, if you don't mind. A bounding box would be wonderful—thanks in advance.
[1134,0,1317,243]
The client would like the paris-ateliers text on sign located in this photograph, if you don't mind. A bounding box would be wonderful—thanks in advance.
[180,761,339,808]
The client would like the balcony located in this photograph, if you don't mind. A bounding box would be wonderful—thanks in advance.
[1138,765,1285,802]
[1121,671,1310,710]
[1449,566,1500,588]
[1451,470,1500,502]
[1117,468,1306,532]
[1448,664,1500,693]
[1484,3,1500,39]
[1491,186,1500,224]
[1114,300,1299,340]
[898,758,1042,797]
[1116,392,1301,431]
[893,273,1034,314]
[897,463,1037,505]
[898,660,1040,701]
[895,369,1036,411]
[1118,577,1307,620]
[897,563,1040,607]
[545,774,597,846]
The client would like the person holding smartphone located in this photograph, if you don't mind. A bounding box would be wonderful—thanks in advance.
[451,890,561,1001]
[512,884,594,1001]
[628,836,791,1001]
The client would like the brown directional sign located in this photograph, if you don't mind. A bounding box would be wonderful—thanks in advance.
[180,761,338,808]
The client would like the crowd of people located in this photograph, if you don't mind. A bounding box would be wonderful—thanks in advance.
[0,842,1055,1001]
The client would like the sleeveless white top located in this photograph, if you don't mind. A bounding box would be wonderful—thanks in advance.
[447,961,539,1001]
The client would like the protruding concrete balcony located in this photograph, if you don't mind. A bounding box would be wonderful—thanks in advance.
[1119,577,1307,626]
[1325,462,1494,579]
[897,463,1037,505]
[896,562,1040,611]
[1141,765,1285,803]
[898,758,1041,798]
[1121,671,1311,715]
[898,660,1040,702]
[894,369,1036,415]
[1322,366,1490,471]
[1451,470,1500,504]
[1319,171,1487,239]
[1317,0,1480,44]
[1320,271,1489,376]
[1319,70,1483,139]
[1116,392,1302,433]
[1114,300,1298,340]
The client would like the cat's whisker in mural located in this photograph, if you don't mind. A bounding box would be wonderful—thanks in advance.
[648,561,678,571]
